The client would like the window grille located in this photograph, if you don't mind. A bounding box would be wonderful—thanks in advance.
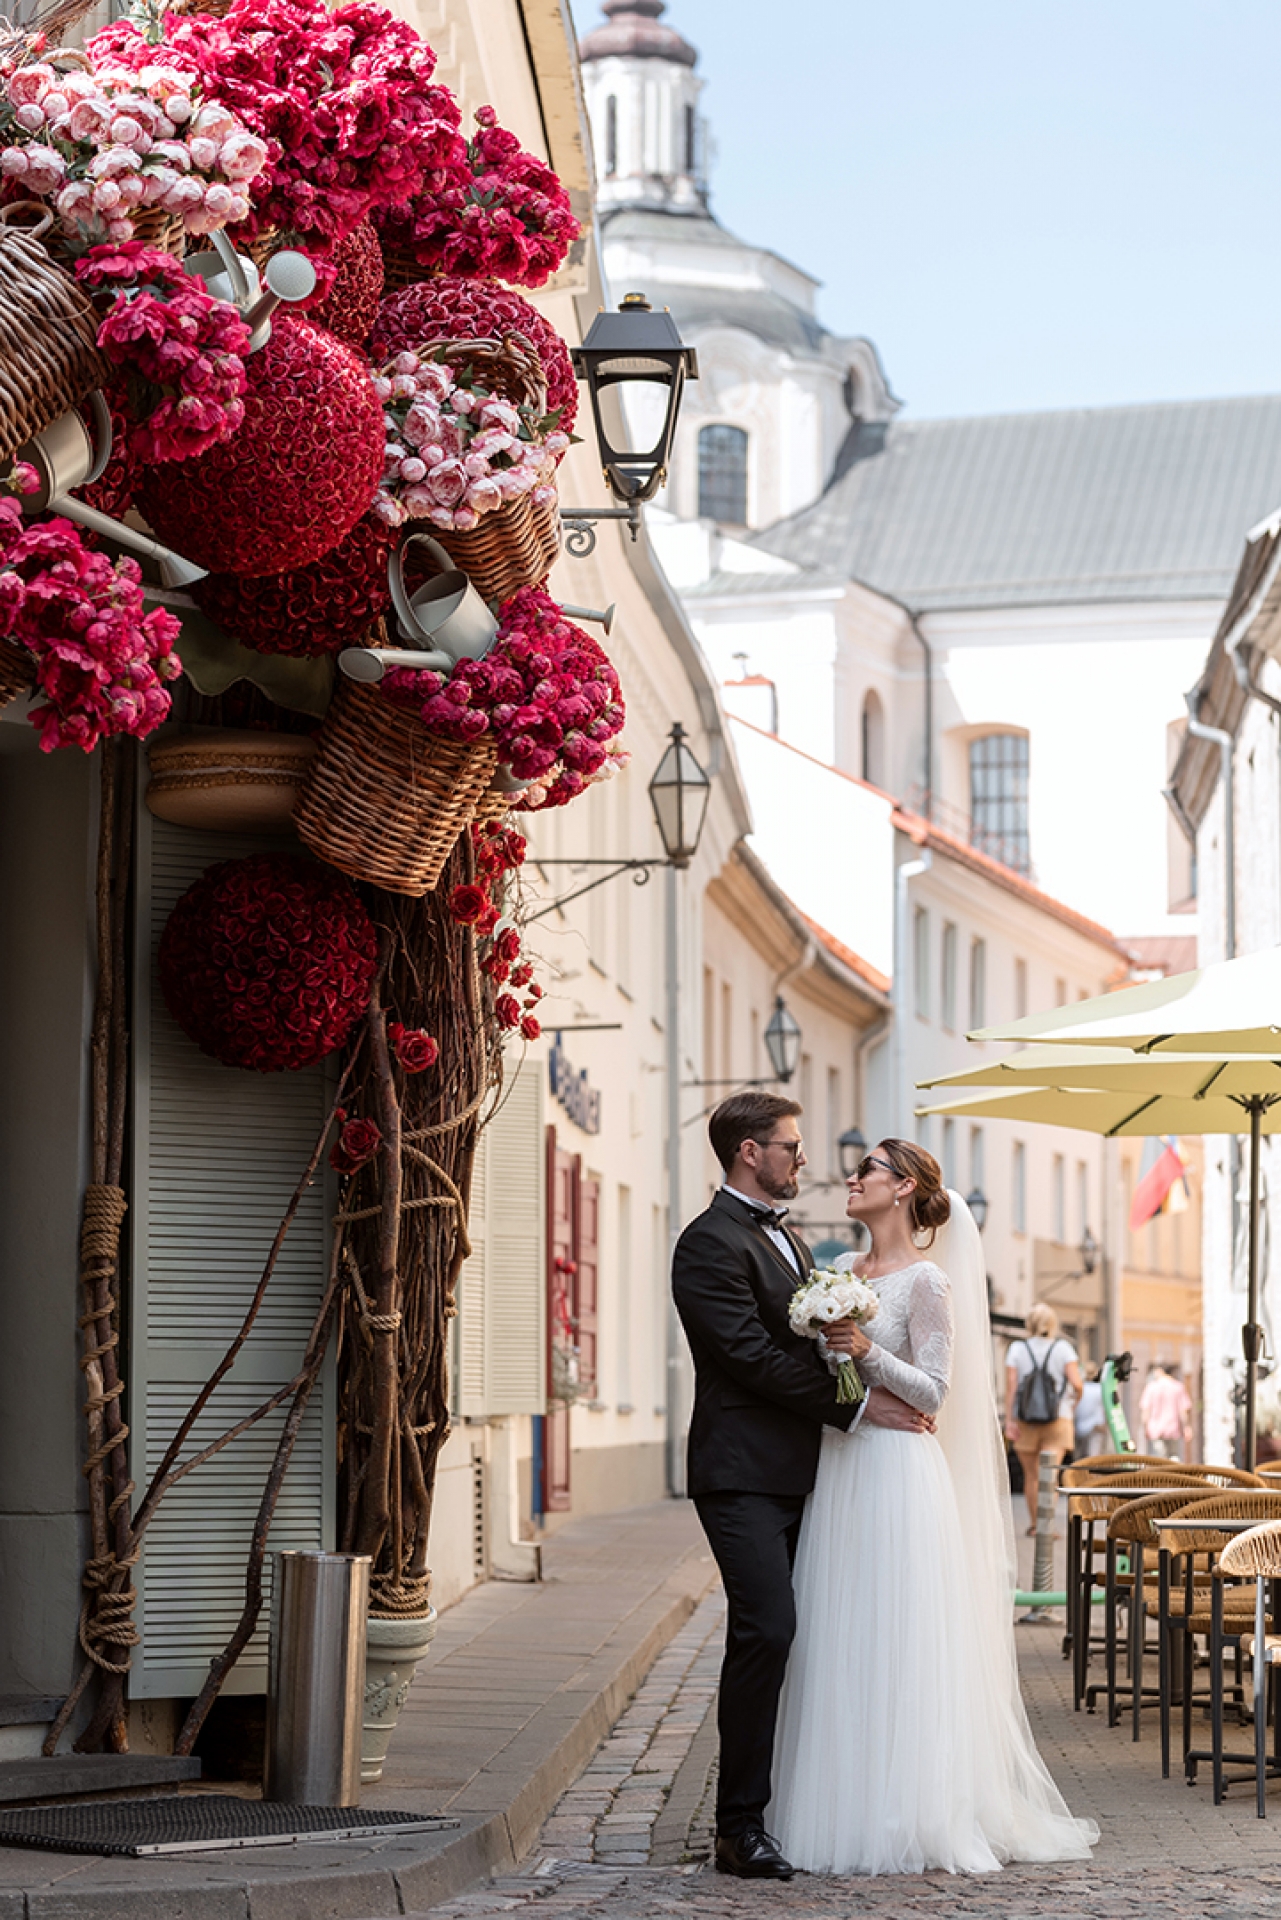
[698,424,748,524]
[969,732,1029,873]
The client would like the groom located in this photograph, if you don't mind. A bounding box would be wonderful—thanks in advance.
[672,1091,932,1880]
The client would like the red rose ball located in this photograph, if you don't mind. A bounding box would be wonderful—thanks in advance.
[307,219,386,347]
[158,852,377,1072]
[192,511,396,657]
[135,317,384,577]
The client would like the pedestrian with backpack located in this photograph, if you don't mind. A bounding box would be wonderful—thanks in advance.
[1004,1303,1084,1536]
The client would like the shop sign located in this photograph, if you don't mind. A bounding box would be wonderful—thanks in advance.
[549,1034,601,1135]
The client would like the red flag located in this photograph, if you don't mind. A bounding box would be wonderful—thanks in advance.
[1129,1140,1186,1231]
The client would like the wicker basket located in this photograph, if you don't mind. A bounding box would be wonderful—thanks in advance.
[0,636,34,712]
[379,246,434,295]
[294,680,496,895]
[145,729,317,833]
[0,203,110,464]
[130,207,187,259]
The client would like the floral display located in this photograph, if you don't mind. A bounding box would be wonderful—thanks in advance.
[192,511,395,657]
[383,586,625,792]
[373,348,564,532]
[136,313,384,575]
[76,243,250,463]
[788,1260,881,1406]
[94,0,460,257]
[0,46,267,246]
[374,104,578,289]
[388,1022,438,1072]
[330,1113,382,1172]
[459,820,543,1041]
[158,852,377,1072]
[306,216,384,344]
[0,468,181,751]
[369,276,578,431]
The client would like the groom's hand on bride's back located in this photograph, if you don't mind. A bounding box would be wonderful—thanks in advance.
[862,1387,936,1433]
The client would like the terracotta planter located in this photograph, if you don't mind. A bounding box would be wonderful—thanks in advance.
[362,1608,437,1784]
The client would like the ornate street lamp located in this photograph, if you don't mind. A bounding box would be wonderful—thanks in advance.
[967,1186,989,1232]
[648,722,711,869]
[763,996,802,1084]
[564,293,699,550]
[1081,1226,1099,1275]
[838,1127,867,1180]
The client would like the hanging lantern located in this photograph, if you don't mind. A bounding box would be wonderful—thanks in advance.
[763,996,802,1084]
[647,722,710,869]
[135,316,384,578]
[571,293,698,504]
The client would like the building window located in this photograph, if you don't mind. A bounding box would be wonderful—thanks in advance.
[1055,977,1067,1007]
[941,922,957,1030]
[969,731,1029,874]
[942,1116,956,1189]
[970,1125,985,1199]
[605,95,618,176]
[1014,957,1028,1020]
[1077,1160,1089,1239]
[698,424,748,524]
[684,101,696,173]
[913,906,930,1019]
[861,689,885,787]
[1013,1141,1026,1233]
[1053,1154,1066,1243]
[969,937,987,1031]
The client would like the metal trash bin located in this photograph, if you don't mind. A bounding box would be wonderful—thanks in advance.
[265,1550,371,1806]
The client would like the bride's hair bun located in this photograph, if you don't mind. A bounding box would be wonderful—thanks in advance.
[879,1138,951,1248]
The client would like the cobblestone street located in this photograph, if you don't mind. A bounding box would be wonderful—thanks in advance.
[392,1563,1281,1920]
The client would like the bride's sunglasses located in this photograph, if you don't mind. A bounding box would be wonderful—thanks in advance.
[854,1155,897,1181]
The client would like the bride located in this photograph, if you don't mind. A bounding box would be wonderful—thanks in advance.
[769,1138,1098,1875]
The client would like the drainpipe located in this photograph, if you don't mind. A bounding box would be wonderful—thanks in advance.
[892,853,931,1137]
[909,614,933,818]
[1227,643,1281,933]
[1184,688,1235,960]
[855,1011,892,1139]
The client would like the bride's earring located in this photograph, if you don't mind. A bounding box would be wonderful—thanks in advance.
[894,1196,901,1208]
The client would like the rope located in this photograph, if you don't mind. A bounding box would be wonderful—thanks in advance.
[75,1184,140,1673]
[77,1548,140,1674]
[369,1573,432,1618]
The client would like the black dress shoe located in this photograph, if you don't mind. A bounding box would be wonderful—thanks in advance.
[715,1828,795,1879]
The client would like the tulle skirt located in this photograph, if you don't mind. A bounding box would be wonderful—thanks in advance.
[769,1422,1097,1876]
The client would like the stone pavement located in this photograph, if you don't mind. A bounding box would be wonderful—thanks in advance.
[389,1566,1281,1920]
[0,1503,717,1919]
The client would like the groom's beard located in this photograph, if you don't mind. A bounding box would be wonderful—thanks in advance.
[758,1168,800,1202]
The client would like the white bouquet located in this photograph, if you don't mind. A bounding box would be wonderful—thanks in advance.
[788,1255,879,1406]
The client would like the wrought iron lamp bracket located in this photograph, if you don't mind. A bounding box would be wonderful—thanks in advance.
[559,502,643,556]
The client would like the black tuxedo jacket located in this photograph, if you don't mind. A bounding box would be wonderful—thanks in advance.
[672,1188,857,1498]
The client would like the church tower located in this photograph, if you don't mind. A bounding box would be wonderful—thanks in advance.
[579,2,708,217]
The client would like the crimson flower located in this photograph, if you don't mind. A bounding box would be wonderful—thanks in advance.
[519,1014,541,1042]
[495,993,521,1031]
[388,1022,439,1072]
[448,882,491,925]
[330,1116,383,1173]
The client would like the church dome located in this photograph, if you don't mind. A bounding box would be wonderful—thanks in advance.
[580,1,698,68]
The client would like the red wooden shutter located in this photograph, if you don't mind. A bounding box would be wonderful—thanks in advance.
[543,1125,573,1512]
[575,1169,600,1401]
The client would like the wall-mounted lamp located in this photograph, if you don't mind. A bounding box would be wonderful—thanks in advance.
[763,996,802,1085]
[967,1186,989,1233]
[838,1127,868,1180]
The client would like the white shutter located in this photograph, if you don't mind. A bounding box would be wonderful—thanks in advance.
[130,811,335,1698]
[455,1061,546,1417]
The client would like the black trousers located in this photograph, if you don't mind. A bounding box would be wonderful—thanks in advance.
[694,1490,806,1838]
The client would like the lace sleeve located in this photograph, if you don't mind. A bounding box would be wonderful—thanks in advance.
[857,1265,954,1415]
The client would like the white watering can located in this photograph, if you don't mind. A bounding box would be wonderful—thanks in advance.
[338,535,499,683]
[184,230,317,353]
[17,397,206,589]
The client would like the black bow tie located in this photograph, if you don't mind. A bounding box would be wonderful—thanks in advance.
[746,1204,790,1228]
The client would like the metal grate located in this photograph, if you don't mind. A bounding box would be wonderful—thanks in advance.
[0,1795,458,1857]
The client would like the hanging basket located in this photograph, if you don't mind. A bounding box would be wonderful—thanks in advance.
[129,207,188,259]
[294,678,496,895]
[0,636,34,712]
[145,729,317,833]
[378,246,435,296]
[0,203,110,465]
[428,491,559,607]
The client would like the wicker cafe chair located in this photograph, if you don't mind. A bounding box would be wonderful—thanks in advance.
[1103,1490,1216,1740]
[1154,1491,1281,1800]
[1217,1521,1281,1817]
[1065,1472,1204,1713]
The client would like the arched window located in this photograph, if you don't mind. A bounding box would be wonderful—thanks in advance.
[861,688,884,787]
[605,96,618,177]
[698,424,748,524]
[684,102,697,173]
[969,731,1030,874]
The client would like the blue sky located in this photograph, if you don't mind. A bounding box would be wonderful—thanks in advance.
[604,0,1281,420]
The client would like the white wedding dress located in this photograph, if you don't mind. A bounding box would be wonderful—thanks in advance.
[769,1196,1097,1875]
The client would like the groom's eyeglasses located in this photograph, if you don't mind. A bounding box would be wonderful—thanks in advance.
[755,1137,804,1163]
[854,1155,897,1181]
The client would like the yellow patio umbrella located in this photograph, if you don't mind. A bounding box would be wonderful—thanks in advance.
[917,1063,1281,1467]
